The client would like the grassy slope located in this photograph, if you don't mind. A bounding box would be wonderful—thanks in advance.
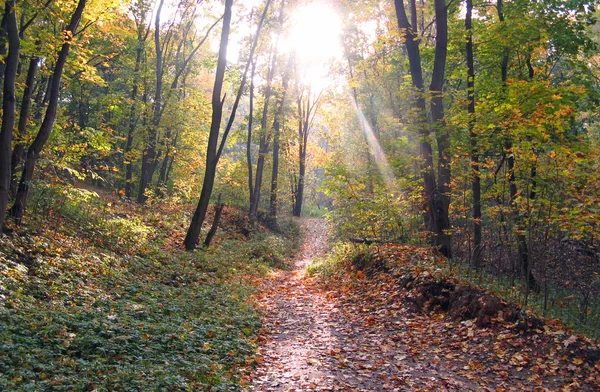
[0,185,298,391]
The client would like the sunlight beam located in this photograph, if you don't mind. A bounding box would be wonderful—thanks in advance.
[350,95,402,198]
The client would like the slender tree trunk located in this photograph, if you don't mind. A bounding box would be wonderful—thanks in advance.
[138,0,165,204]
[185,0,271,249]
[10,0,87,222]
[250,48,277,223]
[496,0,535,289]
[246,63,256,217]
[10,53,38,197]
[165,134,177,184]
[203,194,224,249]
[394,0,434,232]
[465,0,482,267]
[269,56,292,225]
[0,13,8,102]
[184,0,232,250]
[293,135,307,217]
[293,111,309,217]
[157,139,171,190]
[430,0,451,258]
[0,0,19,230]
[125,40,144,198]
[394,0,451,257]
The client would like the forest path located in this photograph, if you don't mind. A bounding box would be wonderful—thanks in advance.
[246,218,476,391]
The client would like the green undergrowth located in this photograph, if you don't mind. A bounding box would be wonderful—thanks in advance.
[306,242,365,277]
[0,184,298,391]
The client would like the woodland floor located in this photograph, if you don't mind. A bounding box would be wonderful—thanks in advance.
[245,218,600,391]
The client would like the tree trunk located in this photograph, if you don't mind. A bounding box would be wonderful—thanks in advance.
[465,0,482,267]
[293,114,308,217]
[138,0,165,204]
[10,0,87,222]
[246,63,256,219]
[269,56,292,225]
[203,194,224,249]
[0,0,20,230]
[431,0,451,258]
[496,0,535,290]
[249,48,277,223]
[185,0,271,249]
[10,53,38,197]
[184,0,232,250]
[125,39,144,198]
[394,0,451,257]
[0,13,8,102]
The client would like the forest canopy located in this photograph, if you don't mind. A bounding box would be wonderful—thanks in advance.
[0,0,597,292]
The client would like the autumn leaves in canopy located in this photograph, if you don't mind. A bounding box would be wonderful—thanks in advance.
[0,0,598,270]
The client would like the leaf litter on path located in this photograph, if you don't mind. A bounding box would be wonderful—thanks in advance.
[245,221,600,391]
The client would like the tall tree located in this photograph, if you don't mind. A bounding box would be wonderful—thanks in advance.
[185,0,271,249]
[137,0,166,203]
[125,0,151,198]
[10,51,39,197]
[0,0,20,230]
[465,0,482,267]
[11,0,87,222]
[249,46,277,223]
[292,85,322,217]
[268,55,292,225]
[393,0,452,257]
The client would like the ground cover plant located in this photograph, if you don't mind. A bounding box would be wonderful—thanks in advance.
[0,184,298,390]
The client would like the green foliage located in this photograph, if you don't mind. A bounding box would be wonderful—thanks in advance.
[245,219,300,269]
[306,242,368,277]
[323,163,418,242]
[300,204,328,218]
[0,193,300,390]
[27,183,153,254]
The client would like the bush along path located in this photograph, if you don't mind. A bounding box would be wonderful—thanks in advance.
[245,220,600,391]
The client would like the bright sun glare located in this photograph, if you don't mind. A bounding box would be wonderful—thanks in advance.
[282,2,343,90]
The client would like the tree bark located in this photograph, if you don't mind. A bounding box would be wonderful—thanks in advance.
[184,0,233,250]
[185,0,271,249]
[138,0,165,204]
[394,0,452,257]
[246,62,256,219]
[0,0,20,230]
[269,56,292,225]
[10,0,87,222]
[203,194,224,249]
[10,53,38,197]
[0,13,8,102]
[249,47,277,223]
[293,99,309,217]
[466,0,482,267]
[429,0,452,258]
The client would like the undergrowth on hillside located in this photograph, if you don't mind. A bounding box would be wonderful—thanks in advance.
[0,184,298,391]
[308,241,600,340]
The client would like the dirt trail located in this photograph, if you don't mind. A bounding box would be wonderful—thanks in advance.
[247,218,476,391]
